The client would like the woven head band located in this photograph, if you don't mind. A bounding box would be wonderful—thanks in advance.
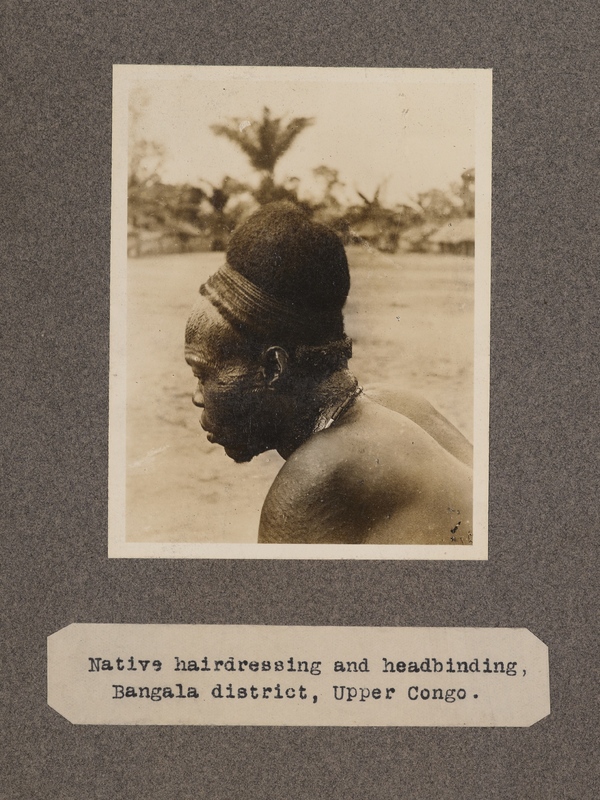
[200,263,345,346]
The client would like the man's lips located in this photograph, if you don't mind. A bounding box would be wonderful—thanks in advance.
[201,421,227,447]
[200,419,217,443]
[199,420,255,461]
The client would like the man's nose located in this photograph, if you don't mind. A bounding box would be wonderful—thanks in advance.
[192,382,204,407]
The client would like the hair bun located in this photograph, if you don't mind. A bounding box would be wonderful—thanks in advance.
[226,202,350,316]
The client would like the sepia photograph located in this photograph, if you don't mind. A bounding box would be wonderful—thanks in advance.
[6,1,599,795]
[109,66,491,558]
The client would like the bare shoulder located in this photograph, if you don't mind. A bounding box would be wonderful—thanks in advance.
[258,422,373,544]
[258,397,468,544]
[364,383,473,467]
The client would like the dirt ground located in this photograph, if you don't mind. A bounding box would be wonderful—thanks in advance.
[124,246,474,543]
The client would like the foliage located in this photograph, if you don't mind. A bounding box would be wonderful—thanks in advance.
[340,184,421,251]
[454,168,475,218]
[127,95,475,256]
[211,107,314,179]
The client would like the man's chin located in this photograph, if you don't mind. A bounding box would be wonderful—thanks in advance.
[225,448,255,464]
[223,441,270,464]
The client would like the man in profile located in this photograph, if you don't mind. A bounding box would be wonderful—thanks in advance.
[185,202,473,545]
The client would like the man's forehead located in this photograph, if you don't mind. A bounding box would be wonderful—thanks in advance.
[185,295,253,364]
[186,295,228,343]
[186,294,219,331]
[184,323,225,367]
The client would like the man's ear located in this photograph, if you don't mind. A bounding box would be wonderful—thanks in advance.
[261,346,289,388]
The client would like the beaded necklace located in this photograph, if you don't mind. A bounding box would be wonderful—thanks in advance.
[311,384,363,435]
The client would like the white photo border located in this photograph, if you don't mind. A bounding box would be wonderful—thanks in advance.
[109,65,492,560]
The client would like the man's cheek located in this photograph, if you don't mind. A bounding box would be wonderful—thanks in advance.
[214,383,257,415]
[204,390,247,433]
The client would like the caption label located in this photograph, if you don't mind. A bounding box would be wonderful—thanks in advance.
[48,625,549,726]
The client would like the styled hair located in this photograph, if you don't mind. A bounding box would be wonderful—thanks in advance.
[201,202,351,349]
[227,201,350,322]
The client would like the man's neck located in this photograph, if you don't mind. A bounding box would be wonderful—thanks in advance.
[276,368,359,460]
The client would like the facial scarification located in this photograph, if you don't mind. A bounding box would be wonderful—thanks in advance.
[185,296,278,463]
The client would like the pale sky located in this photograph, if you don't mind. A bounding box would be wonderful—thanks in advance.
[130,69,476,206]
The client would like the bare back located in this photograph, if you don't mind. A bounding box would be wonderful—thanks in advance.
[364,384,473,468]
[259,395,473,545]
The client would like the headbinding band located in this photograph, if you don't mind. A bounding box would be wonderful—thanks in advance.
[200,262,345,346]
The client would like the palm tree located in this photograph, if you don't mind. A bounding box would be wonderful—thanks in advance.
[211,107,314,204]
[347,183,421,253]
[197,176,250,250]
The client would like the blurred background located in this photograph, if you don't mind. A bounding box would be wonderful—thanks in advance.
[124,74,476,544]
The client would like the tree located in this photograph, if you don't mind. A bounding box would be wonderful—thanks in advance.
[344,183,422,253]
[197,177,250,250]
[127,87,168,237]
[312,166,345,211]
[211,107,314,204]
[416,187,459,224]
[128,87,165,192]
[454,168,475,217]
